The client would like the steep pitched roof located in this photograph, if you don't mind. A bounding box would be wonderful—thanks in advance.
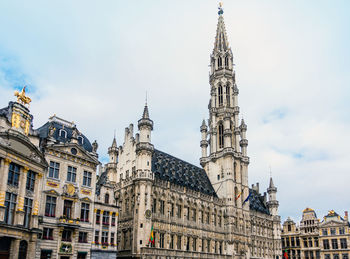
[36,121,93,152]
[151,149,217,197]
[249,189,270,215]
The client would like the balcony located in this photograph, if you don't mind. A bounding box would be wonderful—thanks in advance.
[57,217,81,228]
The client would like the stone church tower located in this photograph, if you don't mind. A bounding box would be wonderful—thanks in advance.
[200,7,251,257]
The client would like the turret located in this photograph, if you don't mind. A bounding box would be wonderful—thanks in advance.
[239,119,248,156]
[200,119,208,159]
[136,104,154,171]
[108,136,118,163]
[138,104,153,143]
[267,177,279,216]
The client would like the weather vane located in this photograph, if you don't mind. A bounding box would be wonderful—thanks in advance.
[218,2,224,15]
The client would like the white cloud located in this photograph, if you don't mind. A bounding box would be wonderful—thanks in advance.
[0,0,349,222]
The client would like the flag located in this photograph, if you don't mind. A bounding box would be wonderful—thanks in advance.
[284,249,288,259]
[149,225,154,245]
[243,192,251,205]
[235,191,242,201]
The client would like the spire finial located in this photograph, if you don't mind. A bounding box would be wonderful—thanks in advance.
[145,91,148,106]
[218,1,224,15]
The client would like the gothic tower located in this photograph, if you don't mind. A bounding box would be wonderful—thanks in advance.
[200,5,250,256]
[134,104,154,254]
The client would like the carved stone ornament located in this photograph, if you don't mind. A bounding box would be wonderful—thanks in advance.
[29,152,41,163]
[0,137,10,147]
[48,124,56,137]
[72,127,79,139]
[92,140,98,152]
[145,209,152,219]
[63,183,78,198]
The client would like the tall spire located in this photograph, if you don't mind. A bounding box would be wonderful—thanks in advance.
[142,104,149,119]
[213,3,230,53]
[269,177,275,189]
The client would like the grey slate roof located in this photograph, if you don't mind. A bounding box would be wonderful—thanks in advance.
[249,189,270,215]
[151,149,217,197]
[96,170,108,196]
[36,121,93,152]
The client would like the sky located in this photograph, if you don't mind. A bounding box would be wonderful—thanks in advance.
[0,0,349,222]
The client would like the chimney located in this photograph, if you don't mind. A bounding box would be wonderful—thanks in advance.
[345,211,348,220]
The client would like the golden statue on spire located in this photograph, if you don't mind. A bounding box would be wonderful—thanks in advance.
[14,86,32,106]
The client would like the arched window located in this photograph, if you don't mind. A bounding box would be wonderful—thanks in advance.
[18,240,28,259]
[59,129,67,138]
[218,85,223,106]
[225,56,229,67]
[218,56,222,68]
[105,193,109,204]
[226,85,230,106]
[218,123,224,149]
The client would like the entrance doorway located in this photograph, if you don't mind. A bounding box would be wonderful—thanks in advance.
[0,237,11,259]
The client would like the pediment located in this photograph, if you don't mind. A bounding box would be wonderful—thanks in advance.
[320,219,343,227]
[44,189,60,196]
[47,143,99,165]
[0,132,47,167]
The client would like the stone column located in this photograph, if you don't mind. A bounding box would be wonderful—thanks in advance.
[31,172,42,229]
[10,238,20,259]
[15,166,28,225]
[27,240,36,258]
[0,158,11,205]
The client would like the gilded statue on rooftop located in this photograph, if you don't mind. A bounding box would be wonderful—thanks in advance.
[14,86,32,106]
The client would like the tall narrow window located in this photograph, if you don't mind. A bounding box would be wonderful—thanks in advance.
[45,196,56,217]
[95,230,100,244]
[4,192,17,225]
[82,171,92,187]
[226,85,230,106]
[225,56,229,67]
[63,200,73,218]
[103,211,110,225]
[111,212,116,226]
[49,161,60,179]
[218,124,224,149]
[105,193,109,204]
[8,163,20,186]
[218,56,222,68]
[160,233,165,248]
[26,171,35,191]
[96,210,101,224]
[218,85,223,106]
[67,166,77,182]
[160,200,165,215]
[23,198,33,228]
[80,203,90,222]
[101,231,108,245]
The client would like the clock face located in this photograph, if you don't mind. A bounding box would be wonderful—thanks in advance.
[145,209,152,219]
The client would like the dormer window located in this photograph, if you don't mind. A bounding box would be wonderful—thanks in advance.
[105,193,109,204]
[59,129,67,138]
[78,136,84,145]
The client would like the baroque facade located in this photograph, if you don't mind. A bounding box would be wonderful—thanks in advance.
[0,92,119,258]
[282,209,349,259]
[108,7,282,259]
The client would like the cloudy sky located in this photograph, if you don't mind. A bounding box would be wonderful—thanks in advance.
[0,0,349,222]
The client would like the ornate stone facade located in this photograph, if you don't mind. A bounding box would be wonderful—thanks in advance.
[0,97,47,258]
[106,7,282,259]
[281,209,350,259]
